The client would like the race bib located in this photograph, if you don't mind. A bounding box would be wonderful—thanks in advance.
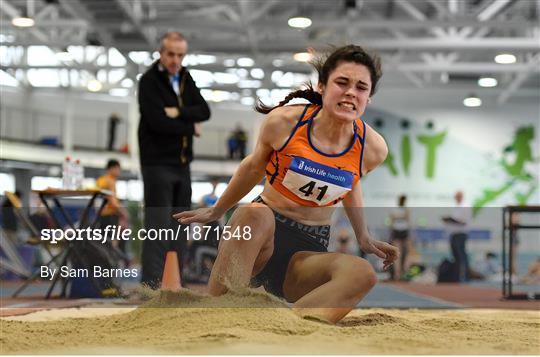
[282,156,354,206]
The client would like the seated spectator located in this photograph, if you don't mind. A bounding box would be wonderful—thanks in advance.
[1,191,22,246]
[465,252,499,281]
[227,124,248,159]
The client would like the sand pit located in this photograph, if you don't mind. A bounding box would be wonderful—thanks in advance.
[1,289,539,355]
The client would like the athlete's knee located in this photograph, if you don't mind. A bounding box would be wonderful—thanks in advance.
[231,203,274,240]
[224,203,275,247]
[356,258,377,286]
[337,256,377,290]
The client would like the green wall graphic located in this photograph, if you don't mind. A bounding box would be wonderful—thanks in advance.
[385,148,399,176]
[400,119,412,176]
[401,135,411,175]
[380,118,447,180]
[473,126,538,215]
[371,115,538,208]
[417,131,447,179]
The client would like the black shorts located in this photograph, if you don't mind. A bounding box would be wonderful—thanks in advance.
[250,197,329,299]
[391,229,409,241]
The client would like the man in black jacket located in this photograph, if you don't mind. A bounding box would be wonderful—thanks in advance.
[138,31,210,288]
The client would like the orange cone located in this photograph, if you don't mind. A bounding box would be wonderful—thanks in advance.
[161,251,181,292]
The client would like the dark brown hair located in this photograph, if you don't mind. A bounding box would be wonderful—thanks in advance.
[255,45,382,114]
[106,159,120,170]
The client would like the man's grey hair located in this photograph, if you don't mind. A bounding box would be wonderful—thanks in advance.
[159,31,186,51]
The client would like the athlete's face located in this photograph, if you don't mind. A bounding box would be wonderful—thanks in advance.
[159,39,187,75]
[109,165,121,178]
[318,61,372,122]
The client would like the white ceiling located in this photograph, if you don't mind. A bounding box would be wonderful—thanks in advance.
[1,0,539,105]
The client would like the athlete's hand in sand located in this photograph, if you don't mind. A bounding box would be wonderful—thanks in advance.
[173,207,222,224]
[360,239,399,271]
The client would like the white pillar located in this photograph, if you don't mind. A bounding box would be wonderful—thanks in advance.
[63,91,74,154]
[127,92,139,174]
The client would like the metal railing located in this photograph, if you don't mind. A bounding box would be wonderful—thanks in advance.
[0,105,250,159]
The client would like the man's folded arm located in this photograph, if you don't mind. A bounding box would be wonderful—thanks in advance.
[138,76,195,135]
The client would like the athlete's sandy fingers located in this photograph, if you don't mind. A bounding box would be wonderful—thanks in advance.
[176,207,220,224]
[378,241,399,262]
[386,244,399,262]
[177,211,208,224]
[172,212,197,222]
[361,241,386,260]
[172,209,204,223]
[177,215,199,224]
[370,240,393,260]
[172,210,195,219]
[383,257,394,269]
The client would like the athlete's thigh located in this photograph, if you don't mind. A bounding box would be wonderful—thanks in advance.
[282,251,346,302]
[251,226,275,276]
[216,202,276,276]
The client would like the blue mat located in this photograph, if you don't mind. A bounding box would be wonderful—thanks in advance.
[2,281,462,309]
[358,284,462,309]
[467,280,539,293]
[0,282,63,297]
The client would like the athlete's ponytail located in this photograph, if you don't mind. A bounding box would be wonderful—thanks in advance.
[255,45,382,115]
[255,83,321,114]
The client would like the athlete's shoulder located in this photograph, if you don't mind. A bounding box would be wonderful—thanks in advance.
[364,122,384,142]
[267,104,308,123]
[363,123,388,173]
[264,105,308,134]
[259,105,309,150]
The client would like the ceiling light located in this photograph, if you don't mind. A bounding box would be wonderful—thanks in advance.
[478,77,498,87]
[87,79,102,92]
[463,94,482,107]
[12,17,35,27]
[250,68,265,79]
[214,72,238,84]
[293,52,312,62]
[223,59,235,67]
[288,17,312,29]
[210,90,231,102]
[494,53,516,64]
[121,78,134,88]
[238,80,261,89]
[237,57,254,67]
[236,68,248,78]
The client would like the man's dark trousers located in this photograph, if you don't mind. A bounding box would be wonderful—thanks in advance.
[141,165,191,289]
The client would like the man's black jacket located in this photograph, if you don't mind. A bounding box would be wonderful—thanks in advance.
[138,61,210,166]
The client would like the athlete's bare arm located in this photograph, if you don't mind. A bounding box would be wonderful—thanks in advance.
[361,123,388,176]
[341,123,397,268]
[342,182,398,269]
[174,105,305,224]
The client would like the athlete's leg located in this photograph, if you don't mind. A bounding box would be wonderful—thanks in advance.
[208,202,275,295]
[400,238,409,278]
[392,239,404,280]
[283,252,377,324]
